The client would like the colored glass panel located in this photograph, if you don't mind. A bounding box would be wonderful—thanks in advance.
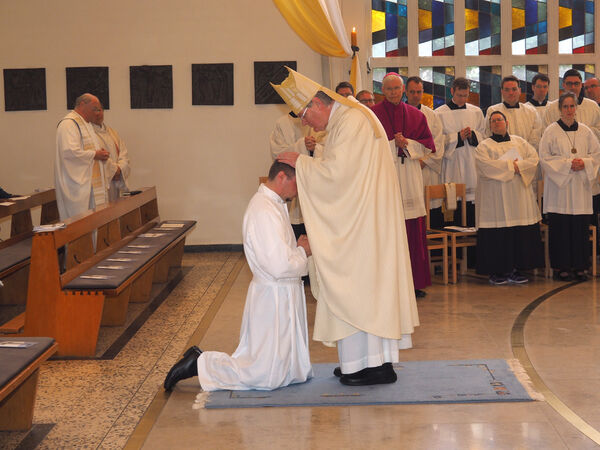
[512,1,547,54]
[419,66,455,109]
[466,65,502,113]
[372,0,409,57]
[465,1,501,55]
[419,0,454,56]
[558,1,594,54]
[512,65,548,102]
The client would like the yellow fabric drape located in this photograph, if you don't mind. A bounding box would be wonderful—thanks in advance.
[273,0,349,57]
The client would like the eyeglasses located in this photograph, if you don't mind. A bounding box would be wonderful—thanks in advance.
[300,107,309,120]
[359,98,375,105]
[564,81,581,87]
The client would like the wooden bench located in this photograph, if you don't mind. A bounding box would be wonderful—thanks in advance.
[0,187,196,357]
[0,337,57,431]
[0,189,59,307]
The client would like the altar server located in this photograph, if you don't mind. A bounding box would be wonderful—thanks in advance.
[539,92,600,281]
[163,161,312,391]
[475,111,543,285]
[436,78,486,226]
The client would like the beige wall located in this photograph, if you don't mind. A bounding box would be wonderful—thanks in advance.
[0,0,326,244]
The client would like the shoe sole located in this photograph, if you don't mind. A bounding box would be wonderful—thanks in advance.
[508,279,528,284]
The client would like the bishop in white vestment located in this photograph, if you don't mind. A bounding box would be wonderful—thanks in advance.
[163,162,312,392]
[273,68,418,386]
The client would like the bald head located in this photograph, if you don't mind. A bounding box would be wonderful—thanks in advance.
[74,93,101,123]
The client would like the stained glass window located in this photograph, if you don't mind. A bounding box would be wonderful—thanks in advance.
[372,0,408,57]
[373,67,409,103]
[558,64,596,92]
[512,65,548,102]
[419,66,455,109]
[466,65,502,113]
[558,1,594,54]
[419,0,455,57]
[512,1,547,55]
[465,0,501,55]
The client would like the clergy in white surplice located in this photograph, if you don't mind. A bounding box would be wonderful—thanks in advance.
[273,67,418,386]
[54,93,110,220]
[435,77,486,227]
[269,111,325,238]
[539,92,600,282]
[92,105,131,202]
[405,76,446,229]
[474,111,544,286]
[163,161,313,392]
[484,76,543,150]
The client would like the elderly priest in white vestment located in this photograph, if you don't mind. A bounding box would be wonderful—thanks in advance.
[274,67,419,386]
[54,93,110,220]
[163,161,313,392]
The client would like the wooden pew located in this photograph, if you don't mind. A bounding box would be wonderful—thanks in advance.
[0,337,57,431]
[0,187,196,357]
[0,189,59,308]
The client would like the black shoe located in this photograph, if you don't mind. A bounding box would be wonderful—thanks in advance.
[339,362,397,386]
[415,289,427,298]
[333,366,342,377]
[576,272,588,282]
[163,346,202,391]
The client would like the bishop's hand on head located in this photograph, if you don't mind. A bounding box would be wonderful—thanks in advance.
[276,151,300,168]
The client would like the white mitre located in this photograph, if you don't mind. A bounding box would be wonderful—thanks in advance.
[271,67,383,138]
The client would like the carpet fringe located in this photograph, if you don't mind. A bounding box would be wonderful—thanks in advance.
[192,391,209,409]
[507,358,545,401]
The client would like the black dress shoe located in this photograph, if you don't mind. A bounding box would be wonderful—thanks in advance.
[164,346,202,391]
[415,289,427,298]
[339,362,397,386]
[333,366,342,377]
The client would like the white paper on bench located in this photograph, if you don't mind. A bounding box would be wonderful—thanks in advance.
[97,265,126,270]
[139,233,164,238]
[158,223,185,228]
[9,196,30,201]
[33,223,66,232]
[118,250,143,254]
[0,202,15,206]
[444,225,477,232]
[128,245,151,248]
[0,341,37,348]
[107,258,133,262]
[80,275,114,280]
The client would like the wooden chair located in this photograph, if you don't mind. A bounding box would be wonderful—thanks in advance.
[537,179,596,277]
[425,183,476,284]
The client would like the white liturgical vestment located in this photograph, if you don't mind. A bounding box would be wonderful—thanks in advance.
[93,123,131,202]
[474,135,541,228]
[436,103,486,201]
[55,111,105,220]
[419,104,445,209]
[484,102,542,150]
[197,184,312,391]
[269,114,324,224]
[539,122,600,215]
[296,102,418,344]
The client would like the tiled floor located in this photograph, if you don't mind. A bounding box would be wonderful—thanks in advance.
[2,253,600,449]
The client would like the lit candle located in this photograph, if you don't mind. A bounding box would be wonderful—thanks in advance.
[351,27,357,47]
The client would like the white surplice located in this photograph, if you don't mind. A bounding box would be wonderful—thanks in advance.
[269,114,325,224]
[525,100,548,119]
[474,135,541,228]
[54,111,104,220]
[436,103,486,201]
[391,138,430,220]
[539,122,600,215]
[197,184,312,391]
[485,102,543,150]
[419,104,445,209]
[93,123,131,202]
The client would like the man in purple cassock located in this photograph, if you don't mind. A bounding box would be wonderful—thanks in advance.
[371,73,436,298]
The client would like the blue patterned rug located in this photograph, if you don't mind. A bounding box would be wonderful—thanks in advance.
[204,359,536,409]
